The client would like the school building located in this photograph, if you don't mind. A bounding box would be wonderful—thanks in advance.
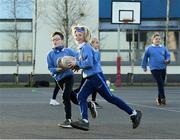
[0,0,180,84]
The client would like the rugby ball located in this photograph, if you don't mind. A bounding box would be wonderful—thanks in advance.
[57,56,76,68]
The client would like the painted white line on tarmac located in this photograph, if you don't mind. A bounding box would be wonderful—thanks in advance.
[95,99,180,113]
[129,103,180,113]
[31,89,63,94]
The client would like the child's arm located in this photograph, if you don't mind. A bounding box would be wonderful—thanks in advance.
[76,47,94,69]
[68,45,94,69]
[47,54,57,76]
[141,47,149,72]
[164,47,171,64]
[67,47,79,57]
[47,54,66,76]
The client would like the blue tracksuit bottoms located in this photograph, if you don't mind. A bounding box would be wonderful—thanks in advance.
[77,72,133,120]
[151,69,166,99]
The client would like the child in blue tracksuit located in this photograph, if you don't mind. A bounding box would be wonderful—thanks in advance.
[47,31,77,128]
[68,25,142,131]
[72,38,102,109]
[141,32,170,105]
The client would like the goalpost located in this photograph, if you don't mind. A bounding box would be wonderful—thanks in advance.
[111,1,141,86]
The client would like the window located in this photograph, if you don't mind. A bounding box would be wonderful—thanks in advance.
[99,31,138,65]
[0,0,33,66]
[99,30,180,66]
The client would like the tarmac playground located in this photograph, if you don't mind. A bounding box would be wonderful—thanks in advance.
[0,86,180,139]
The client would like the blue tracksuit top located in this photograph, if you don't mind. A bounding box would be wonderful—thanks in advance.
[76,42,102,78]
[141,44,170,70]
[93,48,101,63]
[47,46,77,81]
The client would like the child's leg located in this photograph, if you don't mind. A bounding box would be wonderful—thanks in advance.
[96,73,134,115]
[162,69,166,84]
[91,91,97,102]
[73,77,86,93]
[72,74,142,130]
[70,77,86,105]
[62,76,74,120]
[91,91,103,109]
[52,81,60,99]
[161,69,166,99]
[151,70,165,99]
[70,90,78,105]
[77,79,94,120]
[161,69,167,105]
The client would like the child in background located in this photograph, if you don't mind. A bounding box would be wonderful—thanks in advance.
[141,32,170,106]
[90,38,102,108]
[68,25,142,131]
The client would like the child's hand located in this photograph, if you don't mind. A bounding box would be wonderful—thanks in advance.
[72,66,80,72]
[68,61,76,69]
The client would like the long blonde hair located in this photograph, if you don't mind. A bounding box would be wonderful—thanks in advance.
[71,25,91,43]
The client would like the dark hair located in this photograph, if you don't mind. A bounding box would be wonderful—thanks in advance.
[51,31,64,40]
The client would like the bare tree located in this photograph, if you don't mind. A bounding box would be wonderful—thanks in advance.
[13,0,19,84]
[30,0,38,86]
[41,0,88,47]
[6,0,32,84]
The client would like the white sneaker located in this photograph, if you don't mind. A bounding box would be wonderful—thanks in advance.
[50,99,60,106]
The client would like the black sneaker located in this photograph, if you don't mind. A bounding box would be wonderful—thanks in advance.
[94,101,103,109]
[161,98,166,105]
[130,110,142,129]
[156,98,161,106]
[58,119,72,128]
[88,101,98,119]
[70,119,89,131]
